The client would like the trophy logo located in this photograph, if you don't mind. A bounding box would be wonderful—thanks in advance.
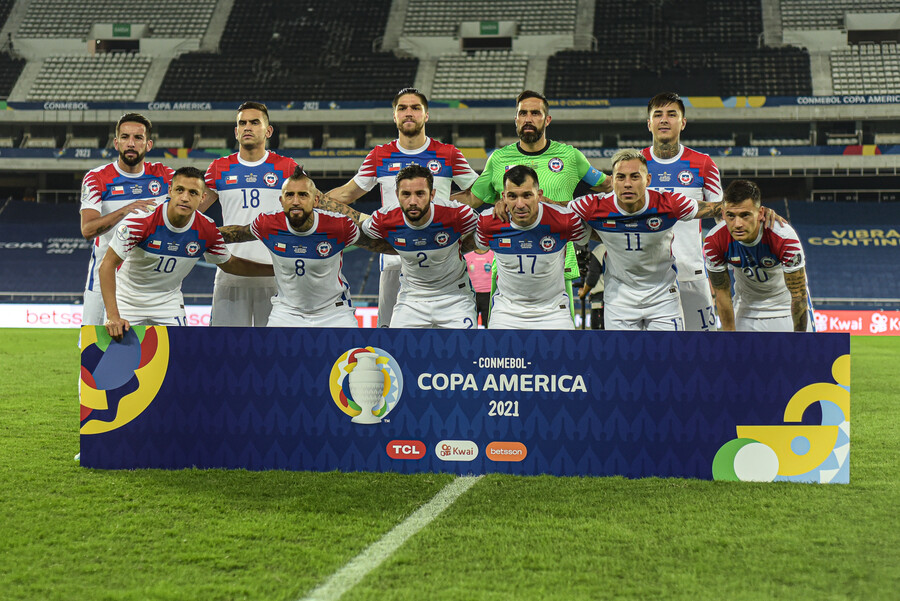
[330,347,403,424]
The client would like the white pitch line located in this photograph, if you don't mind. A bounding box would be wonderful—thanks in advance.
[300,475,483,601]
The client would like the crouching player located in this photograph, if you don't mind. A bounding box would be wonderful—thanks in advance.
[99,167,273,340]
[704,179,814,332]
[219,166,395,327]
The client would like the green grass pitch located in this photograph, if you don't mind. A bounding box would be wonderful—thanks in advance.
[0,330,897,600]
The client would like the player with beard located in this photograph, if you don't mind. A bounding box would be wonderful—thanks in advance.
[219,167,396,327]
[320,88,477,328]
[201,102,299,327]
[359,164,479,329]
[453,90,612,315]
[79,113,174,325]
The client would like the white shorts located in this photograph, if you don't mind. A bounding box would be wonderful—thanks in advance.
[736,314,794,332]
[81,288,105,326]
[678,278,716,332]
[488,293,575,330]
[120,311,187,326]
[267,301,358,328]
[605,296,685,331]
[377,266,401,329]
[391,288,477,329]
[211,282,276,326]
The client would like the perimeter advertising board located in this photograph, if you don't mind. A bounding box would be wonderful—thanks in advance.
[79,327,850,483]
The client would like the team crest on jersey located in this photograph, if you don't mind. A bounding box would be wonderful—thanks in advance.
[264,172,278,187]
[548,157,564,173]
[761,256,778,268]
[185,241,201,256]
[539,236,556,251]
[148,181,161,195]
[317,241,332,256]
[427,160,441,174]
[646,216,663,230]
[434,231,450,246]
[677,170,694,185]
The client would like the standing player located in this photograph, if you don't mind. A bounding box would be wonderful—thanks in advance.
[360,165,479,329]
[453,90,611,308]
[704,180,814,332]
[79,113,173,325]
[322,88,478,328]
[99,167,273,341]
[465,248,494,328]
[202,101,299,326]
[570,149,721,331]
[475,165,590,330]
[642,92,723,332]
[219,167,395,327]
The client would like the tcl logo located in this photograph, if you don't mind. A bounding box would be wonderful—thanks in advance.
[386,440,426,460]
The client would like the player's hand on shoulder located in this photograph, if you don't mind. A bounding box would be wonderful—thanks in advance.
[105,317,130,342]
[761,206,787,228]
[128,198,157,214]
[493,198,511,223]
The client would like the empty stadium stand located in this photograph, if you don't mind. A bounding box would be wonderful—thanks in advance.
[546,0,812,98]
[18,0,216,38]
[831,43,900,95]
[0,52,24,99]
[781,0,900,30]
[403,0,576,36]
[28,54,152,101]
[157,0,418,101]
[431,51,528,100]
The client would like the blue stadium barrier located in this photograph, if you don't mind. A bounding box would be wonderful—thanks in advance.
[786,201,900,304]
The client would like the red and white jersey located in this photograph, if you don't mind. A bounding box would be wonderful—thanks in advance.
[109,203,230,318]
[79,161,174,292]
[642,145,722,282]
[704,221,806,318]
[353,138,478,210]
[475,203,589,315]
[251,210,359,313]
[570,190,698,308]
[205,151,298,265]
[362,199,477,297]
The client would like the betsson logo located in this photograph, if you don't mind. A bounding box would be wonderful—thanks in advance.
[386,440,426,460]
[486,441,527,462]
[435,440,479,462]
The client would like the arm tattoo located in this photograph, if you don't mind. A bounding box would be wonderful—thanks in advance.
[218,225,255,243]
[784,267,809,332]
[354,232,397,254]
[695,201,722,220]
[708,269,731,292]
[317,196,362,223]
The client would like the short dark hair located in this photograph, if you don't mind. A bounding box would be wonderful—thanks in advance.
[286,164,315,189]
[116,113,152,138]
[395,164,433,191]
[173,166,205,182]
[503,164,539,189]
[723,180,761,207]
[647,92,685,117]
[516,90,549,115]
[392,87,428,112]
[237,101,270,124]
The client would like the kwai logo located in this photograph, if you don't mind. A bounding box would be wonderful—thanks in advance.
[435,440,478,461]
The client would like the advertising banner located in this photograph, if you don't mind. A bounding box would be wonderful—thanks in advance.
[79,327,850,483]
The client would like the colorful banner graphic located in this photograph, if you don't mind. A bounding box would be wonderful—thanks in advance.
[79,327,850,483]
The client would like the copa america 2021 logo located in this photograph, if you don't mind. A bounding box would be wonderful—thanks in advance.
[329,347,403,424]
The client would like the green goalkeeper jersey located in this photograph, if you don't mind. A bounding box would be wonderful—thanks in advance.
[471,140,605,205]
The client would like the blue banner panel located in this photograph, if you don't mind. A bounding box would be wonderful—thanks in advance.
[79,327,850,483]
